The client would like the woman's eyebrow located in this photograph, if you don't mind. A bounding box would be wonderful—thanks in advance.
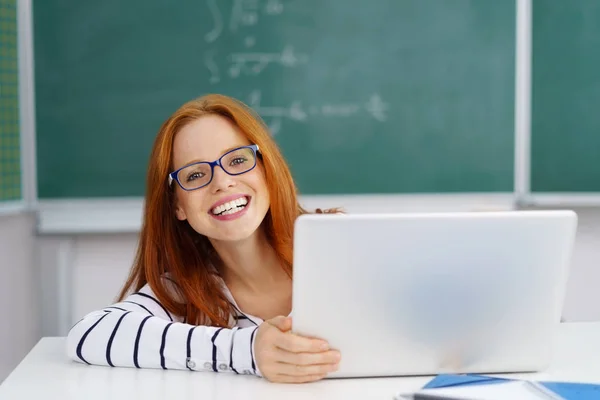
[180,144,249,167]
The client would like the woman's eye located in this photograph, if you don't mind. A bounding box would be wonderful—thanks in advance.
[230,157,247,166]
[186,172,204,182]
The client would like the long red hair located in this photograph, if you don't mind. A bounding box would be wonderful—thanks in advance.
[117,94,336,327]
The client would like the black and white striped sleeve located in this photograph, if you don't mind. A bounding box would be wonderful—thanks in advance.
[65,284,261,377]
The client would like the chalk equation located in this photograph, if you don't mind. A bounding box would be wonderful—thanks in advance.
[200,0,392,133]
[204,45,308,84]
[204,0,283,43]
[247,90,389,135]
[202,0,308,82]
[229,45,308,78]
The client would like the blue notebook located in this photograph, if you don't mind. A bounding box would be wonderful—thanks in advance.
[422,374,600,400]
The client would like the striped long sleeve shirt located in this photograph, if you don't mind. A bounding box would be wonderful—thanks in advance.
[66,280,264,376]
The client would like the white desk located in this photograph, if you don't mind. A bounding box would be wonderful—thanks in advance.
[1,322,599,400]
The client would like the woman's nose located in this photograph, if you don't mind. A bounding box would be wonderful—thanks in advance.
[210,165,236,193]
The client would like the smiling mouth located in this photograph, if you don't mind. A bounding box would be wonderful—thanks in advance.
[211,196,249,216]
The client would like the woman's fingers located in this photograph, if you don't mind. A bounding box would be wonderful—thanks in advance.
[257,316,342,383]
[275,360,339,376]
[276,348,341,366]
[274,331,329,353]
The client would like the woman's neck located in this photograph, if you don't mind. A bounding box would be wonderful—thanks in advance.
[210,228,289,294]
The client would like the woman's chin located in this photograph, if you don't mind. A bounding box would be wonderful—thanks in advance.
[209,218,262,243]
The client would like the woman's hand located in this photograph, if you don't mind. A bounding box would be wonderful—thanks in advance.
[254,316,341,383]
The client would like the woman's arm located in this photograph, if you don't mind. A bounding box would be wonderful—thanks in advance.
[66,284,260,376]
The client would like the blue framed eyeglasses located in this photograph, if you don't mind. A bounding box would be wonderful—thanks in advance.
[168,144,260,191]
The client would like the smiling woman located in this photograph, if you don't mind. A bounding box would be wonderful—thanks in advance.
[66,94,342,384]
[170,118,270,243]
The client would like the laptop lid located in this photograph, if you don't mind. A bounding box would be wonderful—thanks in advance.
[291,211,577,378]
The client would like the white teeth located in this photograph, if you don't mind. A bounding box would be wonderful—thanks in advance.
[221,206,244,216]
[211,197,248,215]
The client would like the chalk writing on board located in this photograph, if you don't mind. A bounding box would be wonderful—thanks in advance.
[201,0,391,128]
[228,45,308,78]
[265,118,282,136]
[204,0,223,43]
[230,0,258,32]
[320,104,361,117]
[248,90,389,135]
[202,0,304,81]
[264,0,284,15]
[226,0,283,33]
[248,90,306,121]
[204,50,221,83]
[244,36,256,48]
[365,94,389,122]
[205,0,285,43]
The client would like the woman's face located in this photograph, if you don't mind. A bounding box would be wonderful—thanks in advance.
[171,114,270,242]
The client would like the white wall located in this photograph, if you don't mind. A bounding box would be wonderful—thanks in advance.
[37,233,138,337]
[0,212,40,383]
[36,207,600,338]
[71,234,138,322]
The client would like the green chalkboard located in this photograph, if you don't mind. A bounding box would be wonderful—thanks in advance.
[34,0,515,199]
[532,0,600,192]
[0,0,21,202]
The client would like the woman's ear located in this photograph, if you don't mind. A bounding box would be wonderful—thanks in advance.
[174,202,187,221]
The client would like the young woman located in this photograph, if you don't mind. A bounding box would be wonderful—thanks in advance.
[66,94,341,383]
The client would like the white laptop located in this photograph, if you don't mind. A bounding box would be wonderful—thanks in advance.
[291,210,577,378]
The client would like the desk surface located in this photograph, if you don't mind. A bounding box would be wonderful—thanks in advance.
[1,322,599,400]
